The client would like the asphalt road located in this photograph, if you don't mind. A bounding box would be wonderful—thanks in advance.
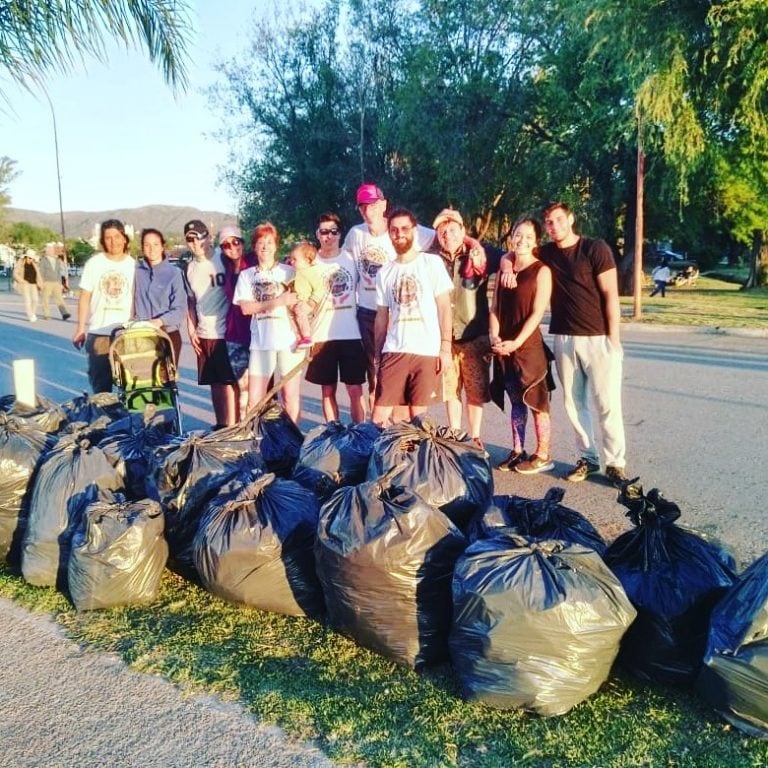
[1,286,766,766]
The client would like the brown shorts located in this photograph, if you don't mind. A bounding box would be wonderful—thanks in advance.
[441,335,491,405]
[375,352,441,407]
[306,339,367,386]
[197,337,235,385]
[356,307,377,392]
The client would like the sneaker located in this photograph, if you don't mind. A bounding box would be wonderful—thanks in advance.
[515,455,555,475]
[565,458,600,482]
[605,465,630,488]
[62,313,71,321]
[497,450,527,472]
[296,336,313,349]
[29,314,37,322]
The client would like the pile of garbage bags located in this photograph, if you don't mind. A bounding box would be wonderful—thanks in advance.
[2,391,766,735]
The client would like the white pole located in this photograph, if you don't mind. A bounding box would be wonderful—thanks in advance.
[13,359,36,408]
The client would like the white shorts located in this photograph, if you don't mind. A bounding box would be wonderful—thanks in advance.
[248,348,306,378]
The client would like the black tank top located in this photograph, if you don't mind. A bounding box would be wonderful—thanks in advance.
[497,260,544,347]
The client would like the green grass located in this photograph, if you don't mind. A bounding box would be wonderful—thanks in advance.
[2,566,766,767]
[623,277,768,329]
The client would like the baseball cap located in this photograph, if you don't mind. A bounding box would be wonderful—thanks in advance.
[432,208,464,230]
[218,225,243,242]
[356,183,385,206]
[184,219,209,238]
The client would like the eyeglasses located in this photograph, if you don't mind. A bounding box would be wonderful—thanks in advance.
[220,238,244,249]
[318,228,340,236]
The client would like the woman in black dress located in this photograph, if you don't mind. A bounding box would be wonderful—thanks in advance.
[489,216,554,474]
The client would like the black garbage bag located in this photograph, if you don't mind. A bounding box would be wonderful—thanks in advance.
[194,473,324,618]
[293,421,381,498]
[450,533,636,716]
[228,401,304,477]
[60,391,129,425]
[0,393,67,433]
[696,551,768,738]
[21,435,125,588]
[366,416,492,530]
[68,492,168,611]
[0,413,56,565]
[468,487,606,555]
[604,485,738,686]
[98,414,177,500]
[316,471,467,668]
[147,430,264,578]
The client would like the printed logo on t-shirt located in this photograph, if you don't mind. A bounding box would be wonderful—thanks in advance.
[327,266,354,306]
[391,273,424,320]
[98,270,130,305]
[250,275,279,303]
[359,245,389,282]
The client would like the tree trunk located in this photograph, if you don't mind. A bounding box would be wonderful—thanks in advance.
[743,229,768,289]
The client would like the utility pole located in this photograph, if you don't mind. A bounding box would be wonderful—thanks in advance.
[633,113,645,319]
[40,84,67,267]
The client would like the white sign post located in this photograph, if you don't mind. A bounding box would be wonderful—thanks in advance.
[13,359,36,408]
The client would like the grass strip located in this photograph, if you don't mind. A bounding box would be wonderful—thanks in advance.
[1,566,766,767]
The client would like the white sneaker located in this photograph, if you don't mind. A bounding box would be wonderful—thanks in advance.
[29,314,37,322]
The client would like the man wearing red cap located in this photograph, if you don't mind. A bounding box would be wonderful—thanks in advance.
[343,183,434,410]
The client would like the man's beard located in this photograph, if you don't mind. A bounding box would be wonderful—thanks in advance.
[392,233,414,255]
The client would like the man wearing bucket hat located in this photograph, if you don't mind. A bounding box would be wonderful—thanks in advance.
[429,208,491,448]
[342,183,435,411]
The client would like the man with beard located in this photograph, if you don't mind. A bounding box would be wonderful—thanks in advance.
[343,183,434,410]
[371,208,453,426]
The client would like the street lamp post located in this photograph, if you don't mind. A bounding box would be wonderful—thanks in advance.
[40,84,67,266]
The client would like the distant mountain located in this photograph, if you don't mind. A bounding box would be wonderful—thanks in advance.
[5,205,238,240]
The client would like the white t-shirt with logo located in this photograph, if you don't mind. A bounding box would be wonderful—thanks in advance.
[185,250,229,339]
[375,251,453,357]
[312,252,360,342]
[343,223,434,311]
[79,252,135,335]
[233,262,297,351]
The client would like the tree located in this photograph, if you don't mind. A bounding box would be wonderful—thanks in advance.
[0,0,192,93]
[4,221,59,251]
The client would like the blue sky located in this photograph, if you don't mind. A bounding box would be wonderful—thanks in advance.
[2,1,288,215]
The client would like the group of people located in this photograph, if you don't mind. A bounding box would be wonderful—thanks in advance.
[12,244,71,323]
[70,184,630,487]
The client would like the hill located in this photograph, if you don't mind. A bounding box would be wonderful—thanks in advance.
[5,205,238,240]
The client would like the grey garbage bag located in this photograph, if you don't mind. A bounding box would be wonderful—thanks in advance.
[0,393,67,433]
[293,421,381,498]
[68,492,168,611]
[194,473,324,618]
[147,430,264,579]
[316,471,467,669]
[60,391,129,425]
[21,435,125,588]
[366,415,492,530]
[696,550,768,738]
[0,413,56,565]
[450,533,636,716]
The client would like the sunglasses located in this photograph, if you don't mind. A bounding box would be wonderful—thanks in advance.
[318,228,340,236]
[185,234,207,243]
[220,238,244,249]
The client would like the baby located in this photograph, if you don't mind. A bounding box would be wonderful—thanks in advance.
[289,241,325,349]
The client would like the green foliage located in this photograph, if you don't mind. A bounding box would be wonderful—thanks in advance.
[3,221,59,251]
[0,0,192,93]
[0,156,19,211]
[66,237,95,266]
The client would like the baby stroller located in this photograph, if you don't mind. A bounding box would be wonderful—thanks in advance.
[109,322,183,435]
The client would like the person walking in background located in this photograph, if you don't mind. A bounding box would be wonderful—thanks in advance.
[372,208,453,426]
[132,228,187,364]
[219,225,254,421]
[303,212,367,423]
[233,222,304,424]
[343,183,434,411]
[72,219,135,392]
[650,260,671,297]
[491,216,555,474]
[184,219,238,428]
[538,201,631,487]
[13,249,42,322]
[39,243,71,321]
[430,208,491,448]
